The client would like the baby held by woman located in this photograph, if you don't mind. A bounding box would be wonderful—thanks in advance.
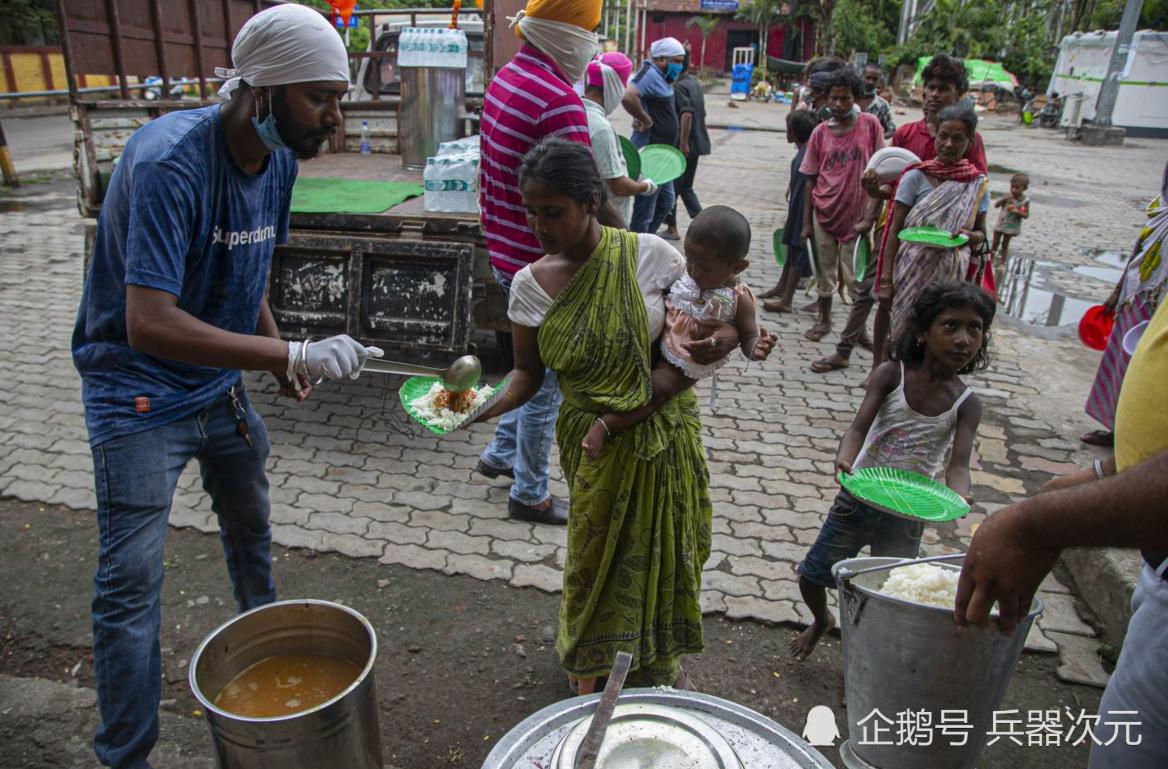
[582,206,773,459]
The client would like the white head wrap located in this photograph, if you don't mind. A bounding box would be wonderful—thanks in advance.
[215,4,350,99]
[599,64,625,115]
[508,11,598,84]
[649,37,685,59]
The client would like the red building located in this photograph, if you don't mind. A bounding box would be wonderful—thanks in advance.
[630,0,814,75]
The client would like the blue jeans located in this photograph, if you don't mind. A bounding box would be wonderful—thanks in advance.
[480,270,562,506]
[797,490,924,588]
[630,180,676,234]
[90,385,276,769]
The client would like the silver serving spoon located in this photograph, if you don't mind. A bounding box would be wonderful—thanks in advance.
[362,353,482,392]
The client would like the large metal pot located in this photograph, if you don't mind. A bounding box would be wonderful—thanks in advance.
[189,599,382,769]
[833,555,1042,769]
[482,688,833,769]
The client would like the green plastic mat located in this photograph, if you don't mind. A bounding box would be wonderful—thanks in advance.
[839,467,970,522]
[291,176,424,214]
[853,235,871,283]
[619,136,641,181]
[639,144,686,185]
[898,226,969,248]
[398,375,507,436]
[773,228,786,267]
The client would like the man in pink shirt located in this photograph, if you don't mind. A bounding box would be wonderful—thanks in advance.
[800,66,884,342]
[476,0,620,525]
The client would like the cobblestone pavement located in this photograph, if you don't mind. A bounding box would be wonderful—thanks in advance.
[2,92,1165,686]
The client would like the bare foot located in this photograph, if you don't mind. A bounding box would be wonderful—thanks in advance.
[763,299,794,313]
[789,613,836,661]
[801,300,819,314]
[581,421,607,460]
[673,668,697,691]
[576,676,599,695]
[760,283,784,299]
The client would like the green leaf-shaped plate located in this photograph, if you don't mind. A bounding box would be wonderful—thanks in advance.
[398,376,508,436]
[639,144,686,185]
[773,228,786,267]
[898,226,969,248]
[839,466,970,523]
[853,235,871,283]
[619,136,641,181]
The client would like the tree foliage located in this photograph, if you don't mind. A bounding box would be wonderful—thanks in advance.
[736,0,784,76]
[828,0,894,58]
[0,0,58,46]
[687,15,722,75]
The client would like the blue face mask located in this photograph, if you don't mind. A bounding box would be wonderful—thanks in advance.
[252,90,287,151]
[666,62,683,82]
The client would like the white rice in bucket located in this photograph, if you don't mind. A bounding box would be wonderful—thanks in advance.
[878,563,961,609]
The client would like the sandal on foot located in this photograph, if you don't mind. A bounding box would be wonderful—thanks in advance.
[805,325,831,342]
[810,356,848,373]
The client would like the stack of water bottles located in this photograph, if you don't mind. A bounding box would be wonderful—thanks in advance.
[424,134,480,214]
[397,27,468,69]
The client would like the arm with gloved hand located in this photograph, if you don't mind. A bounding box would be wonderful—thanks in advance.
[126,286,381,395]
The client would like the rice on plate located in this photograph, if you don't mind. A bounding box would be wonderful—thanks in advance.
[411,382,494,432]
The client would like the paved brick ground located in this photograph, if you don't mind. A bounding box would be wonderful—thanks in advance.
[2,92,1166,683]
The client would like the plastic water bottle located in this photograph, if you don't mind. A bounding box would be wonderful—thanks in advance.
[359,121,371,154]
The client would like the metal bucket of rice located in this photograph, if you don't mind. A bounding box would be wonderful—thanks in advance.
[831,554,1043,769]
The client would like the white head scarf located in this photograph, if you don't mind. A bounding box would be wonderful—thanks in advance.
[508,11,598,84]
[649,37,685,59]
[216,4,350,99]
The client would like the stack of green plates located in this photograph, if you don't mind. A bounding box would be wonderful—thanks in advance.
[398,376,508,436]
[838,466,970,522]
[898,226,969,248]
[853,236,871,282]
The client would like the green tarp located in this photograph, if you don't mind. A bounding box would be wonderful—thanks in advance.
[290,177,424,214]
[913,56,1018,89]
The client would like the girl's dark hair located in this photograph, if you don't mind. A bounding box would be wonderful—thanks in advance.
[787,109,819,143]
[826,66,864,99]
[936,104,978,139]
[891,282,996,374]
[518,137,607,208]
[922,53,969,94]
[1011,172,1030,188]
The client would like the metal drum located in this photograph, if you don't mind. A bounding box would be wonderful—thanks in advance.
[189,599,382,769]
[399,66,465,170]
[482,689,833,769]
[833,555,1042,769]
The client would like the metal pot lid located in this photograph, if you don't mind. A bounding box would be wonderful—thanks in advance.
[551,703,742,769]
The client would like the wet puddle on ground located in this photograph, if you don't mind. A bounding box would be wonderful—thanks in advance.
[998,249,1125,328]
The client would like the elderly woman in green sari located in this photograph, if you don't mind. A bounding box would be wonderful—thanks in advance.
[479,138,775,694]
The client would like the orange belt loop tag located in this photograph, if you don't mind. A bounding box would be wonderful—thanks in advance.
[134,396,151,414]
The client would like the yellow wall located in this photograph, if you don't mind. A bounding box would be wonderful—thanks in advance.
[1,48,126,102]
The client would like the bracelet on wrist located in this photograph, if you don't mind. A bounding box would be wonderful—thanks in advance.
[1092,458,1106,481]
[596,417,611,437]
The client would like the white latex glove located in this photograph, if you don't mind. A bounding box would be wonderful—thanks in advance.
[639,178,658,197]
[291,335,383,382]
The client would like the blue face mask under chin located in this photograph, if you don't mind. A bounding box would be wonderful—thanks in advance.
[252,92,287,151]
[665,62,683,82]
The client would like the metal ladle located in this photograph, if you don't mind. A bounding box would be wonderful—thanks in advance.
[362,354,482,392]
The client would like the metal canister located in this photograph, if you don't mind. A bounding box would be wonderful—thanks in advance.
[189,599,382,769]
[399,66,466,170]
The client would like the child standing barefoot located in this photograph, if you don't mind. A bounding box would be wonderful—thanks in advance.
[990,172,1030,267]
[791,282,992,660]
[582,207,773,459]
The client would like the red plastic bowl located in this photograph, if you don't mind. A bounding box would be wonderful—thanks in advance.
[1079,305,1115,351]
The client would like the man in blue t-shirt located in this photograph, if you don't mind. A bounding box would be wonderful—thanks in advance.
[624,36,685,234]
[70,6,379,768]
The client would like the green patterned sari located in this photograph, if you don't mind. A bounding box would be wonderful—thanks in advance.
[539,226,712,686]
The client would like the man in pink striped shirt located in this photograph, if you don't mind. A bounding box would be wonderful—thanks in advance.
[476,4,621,525]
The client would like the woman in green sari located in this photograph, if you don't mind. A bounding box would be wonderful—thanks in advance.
[480,139,771,694]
